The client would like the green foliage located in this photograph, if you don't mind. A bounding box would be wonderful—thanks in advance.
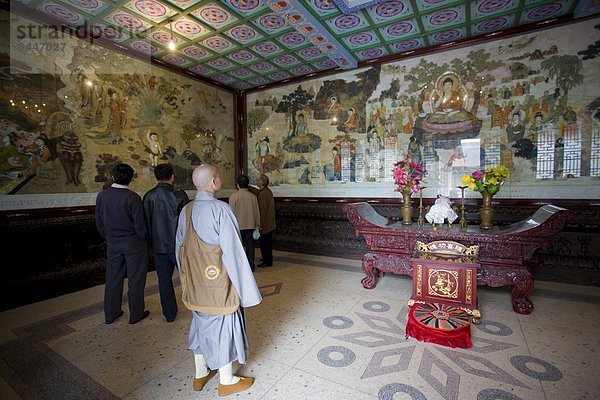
[278,85,314,116]
[541,55,583,93]
[405,59,448,93]
[404,50,501,93]
[276,85,314,135]
[247,107,269,138]
[181,115,208,147]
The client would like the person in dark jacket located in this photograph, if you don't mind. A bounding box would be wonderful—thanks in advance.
[143,164,189,322]
[96,163,149,324]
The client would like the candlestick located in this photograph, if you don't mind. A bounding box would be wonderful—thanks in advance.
[417,186,426,227]
[457,185,468,230]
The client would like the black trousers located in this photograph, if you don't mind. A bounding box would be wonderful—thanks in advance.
[104,238,148,323]
[154,253,178,321]
[240,229,256,271]
[259,231,273,265]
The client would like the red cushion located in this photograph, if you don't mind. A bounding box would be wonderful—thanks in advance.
[406,303,472,348]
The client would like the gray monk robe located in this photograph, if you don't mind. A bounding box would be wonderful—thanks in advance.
[176,191,262,370]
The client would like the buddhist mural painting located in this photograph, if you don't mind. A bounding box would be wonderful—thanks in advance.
[0,14,234,205]
[246,19,600,199]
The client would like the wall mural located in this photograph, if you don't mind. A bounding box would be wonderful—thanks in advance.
[247,19,600,200]
[0,13,234,209]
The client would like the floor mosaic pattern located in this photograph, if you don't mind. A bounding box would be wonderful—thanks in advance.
[0,251,599,399]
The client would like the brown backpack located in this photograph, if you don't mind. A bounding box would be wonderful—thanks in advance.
[178,204,240,315]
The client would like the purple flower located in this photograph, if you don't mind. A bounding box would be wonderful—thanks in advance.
[472,171,484,180]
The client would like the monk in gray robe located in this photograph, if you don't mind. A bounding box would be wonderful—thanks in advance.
[176,164,262,396]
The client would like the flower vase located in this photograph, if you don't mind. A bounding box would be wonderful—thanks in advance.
[401,190,413,225]
[479,191,494,230]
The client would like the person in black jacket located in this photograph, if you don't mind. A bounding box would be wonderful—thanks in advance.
[143,164,189,322]
[96,163,149,324]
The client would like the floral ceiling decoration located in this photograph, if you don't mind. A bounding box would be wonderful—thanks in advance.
[11,0,600,91]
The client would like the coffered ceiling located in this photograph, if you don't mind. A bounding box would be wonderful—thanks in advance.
[10,0,600,92]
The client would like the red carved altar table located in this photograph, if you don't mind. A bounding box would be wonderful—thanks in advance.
[343,202,573,315]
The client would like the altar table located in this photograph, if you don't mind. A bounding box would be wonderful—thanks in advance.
[343,202,573,314]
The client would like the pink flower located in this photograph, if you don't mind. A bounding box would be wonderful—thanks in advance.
[472,171,484,180]
[392,159,424,193]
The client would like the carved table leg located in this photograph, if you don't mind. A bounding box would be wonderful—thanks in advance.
[511,270,534,314]
[361,253,380,289]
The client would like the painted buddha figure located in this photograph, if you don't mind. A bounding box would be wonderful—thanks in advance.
[422,73,477,135]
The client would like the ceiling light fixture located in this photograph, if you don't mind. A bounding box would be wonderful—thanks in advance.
[167,20,176,51]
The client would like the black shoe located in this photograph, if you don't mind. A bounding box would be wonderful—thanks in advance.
[105,310,123,324]
[166,316,175,323]
[257,263,272,268]
[129,310,150,324]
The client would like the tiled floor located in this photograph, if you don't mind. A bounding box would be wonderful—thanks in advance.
[1,251,599,399]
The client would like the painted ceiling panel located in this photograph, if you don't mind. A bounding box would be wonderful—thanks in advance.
[251,40,284,56]
[12,0,599,91]
[92,24,134,42]
[249,60,276,73]
[181,44,213,61]
[304,0,339,17]
[231,81,251,89]
[188,63,213,75]
[296,46,325,61]
[313,58,338,69]
[365,1,414,24]
[420,4,466,31]
[58,0,110,15]
[427,26,466,44]
[40,1,87,24]
[414,0,461,13]
[276,31,309,49]
[251,13,289,34]
[123,0,177,23]
[130,38,164,56]
[162,0,200,10]
[229,67,256,78]
[104,9,152,33]
[470,0,520,20]
[389,37,426,53]
[191,3,240,29]
[324,12,370,34]
[378,19,420,41]
[353,45,388,60]
[227,48,259,63]
[267,71,292,80]
[223,0,269,16]
[162,52,193,67]
[519,1,574,23]
[341,30,382,48]
[171,16,211,40]
[471,14,516,35]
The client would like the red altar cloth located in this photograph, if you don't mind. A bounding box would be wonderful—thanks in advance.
[406,303,472,348]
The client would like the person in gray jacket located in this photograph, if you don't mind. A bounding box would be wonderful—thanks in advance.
[143,164,189,322]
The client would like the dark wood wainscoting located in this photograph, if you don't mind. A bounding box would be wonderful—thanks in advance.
[1,198,598,310]
[0,207,157,311]
[0,207,107,311]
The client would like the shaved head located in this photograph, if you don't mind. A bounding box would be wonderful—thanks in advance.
[192,164,220,192]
